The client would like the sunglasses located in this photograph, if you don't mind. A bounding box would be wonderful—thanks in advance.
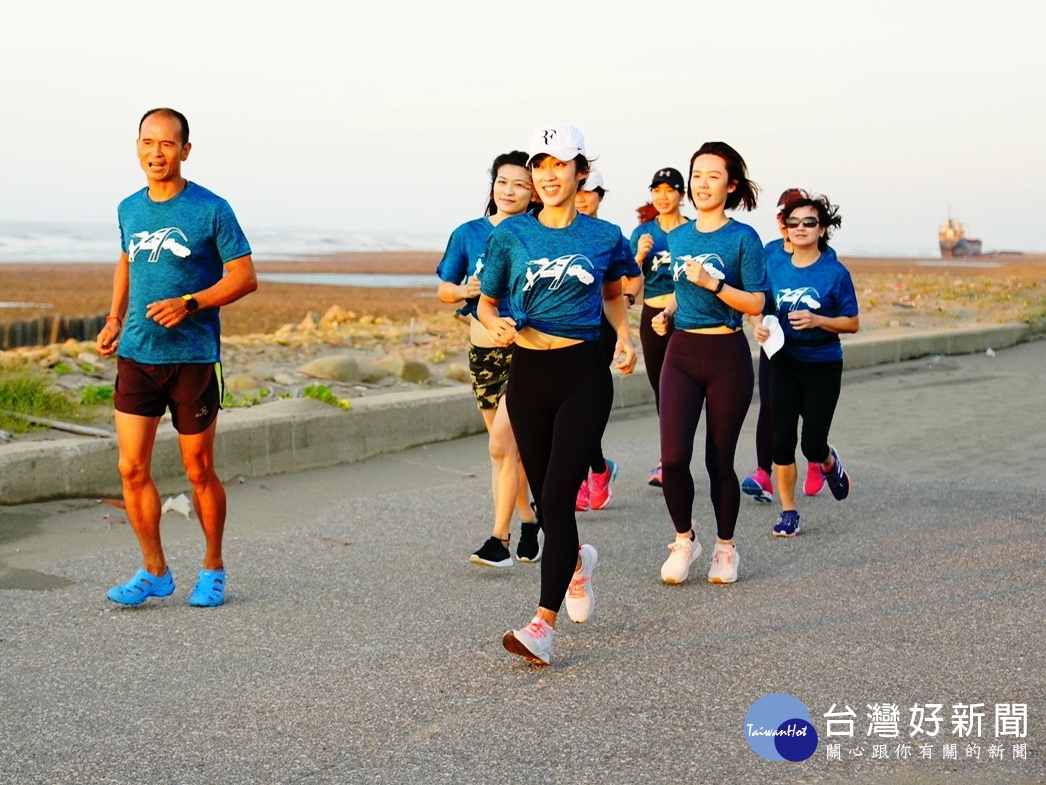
[784,217,819,228]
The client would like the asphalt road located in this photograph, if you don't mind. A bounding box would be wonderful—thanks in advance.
[1,340,1044,784]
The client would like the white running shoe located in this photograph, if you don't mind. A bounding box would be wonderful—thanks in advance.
[565,544,598,623]
[660,532,702,585]
[708,542,740,584]
[502,616,554,665]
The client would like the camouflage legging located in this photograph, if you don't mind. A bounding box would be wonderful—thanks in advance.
[469,344,513,410]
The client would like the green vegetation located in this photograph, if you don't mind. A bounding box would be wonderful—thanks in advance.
[0,373,81,433]
[302,384,351,410]
[80,384,114,408]
[52,361,74,376]
[222,387,292,409]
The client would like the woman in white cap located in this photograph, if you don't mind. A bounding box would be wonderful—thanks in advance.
[436,150,541,568]
[630,166,689,487]
[652,141,767,586]
[479,123,638,666]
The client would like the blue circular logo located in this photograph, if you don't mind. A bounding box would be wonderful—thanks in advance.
[745,693,819,762]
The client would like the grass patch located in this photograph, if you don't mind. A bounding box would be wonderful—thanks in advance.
[0,372,81,433]
[303,384,351,410]
[222,388,279,409]
[80,384,114,408]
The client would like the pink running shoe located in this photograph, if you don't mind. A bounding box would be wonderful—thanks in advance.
[741,468,774,504]
[575,479,590,511]
[804,461,826,496]
[588,458,617,511]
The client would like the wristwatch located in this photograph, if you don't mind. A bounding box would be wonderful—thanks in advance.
[624,292,636,307]
[182,294,199,316]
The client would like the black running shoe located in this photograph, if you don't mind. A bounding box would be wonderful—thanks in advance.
[469,536,512,568]
[824,446,851,501]
[516,522,543,563]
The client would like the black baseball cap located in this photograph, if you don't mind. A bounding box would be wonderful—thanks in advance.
[649,167,685,193]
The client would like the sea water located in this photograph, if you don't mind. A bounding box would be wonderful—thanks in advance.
[0,220,446,263]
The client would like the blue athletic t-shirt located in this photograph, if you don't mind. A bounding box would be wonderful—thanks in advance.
[481,212,637,341]
[117,182,251,364]
[760,238,838,315]
[629,220,676,299]
[767,251,858,363]
[435,216,511,319]
[666,219,767,330]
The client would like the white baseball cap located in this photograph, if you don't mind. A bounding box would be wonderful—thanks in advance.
[580,169,604,192]
[526,123,586,166]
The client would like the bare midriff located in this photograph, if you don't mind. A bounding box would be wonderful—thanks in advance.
[683,325,741,335]
[643,293,673,309]
[515,326,583,350]
[468,316,497,348]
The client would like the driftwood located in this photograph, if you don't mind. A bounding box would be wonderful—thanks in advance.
[0,409,113,438]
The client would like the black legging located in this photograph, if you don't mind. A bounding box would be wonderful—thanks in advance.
[588,312,618,474]
[770,355,843,467]
[659,330,754,540]
[639,303,673,413]
[755,350,773,474]
[507,342,613,613]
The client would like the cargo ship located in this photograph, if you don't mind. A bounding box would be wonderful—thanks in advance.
[939,216,982,258]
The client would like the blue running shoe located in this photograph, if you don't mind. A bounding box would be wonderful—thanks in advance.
[107,567,175,606]
[772,510,801,537]
[824,446,851,500]
[189,567,227,607]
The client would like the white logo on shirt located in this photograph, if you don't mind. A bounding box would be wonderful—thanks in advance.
[673,253,725,281]
[524,255,595,291]
[128,228,191,263]
[777,287,822,311]
[650,250,671,271]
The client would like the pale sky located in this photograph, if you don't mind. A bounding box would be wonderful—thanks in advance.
[1,0,1042,256]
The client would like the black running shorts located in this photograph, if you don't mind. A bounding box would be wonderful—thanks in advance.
[114,358,223,435]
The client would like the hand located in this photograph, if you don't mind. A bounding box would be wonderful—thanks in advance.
[488,317,517,347]
[651,310,672,337]
[461,275,482,299]
[636,233,654,260]
[145,298,190,329]
[96,321,121,356]
[753,324,770,342]
[614,339,638,375]
[787,310,817,330]
[684,259,715,289]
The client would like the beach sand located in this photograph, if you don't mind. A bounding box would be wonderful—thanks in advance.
[2,252,1044,340]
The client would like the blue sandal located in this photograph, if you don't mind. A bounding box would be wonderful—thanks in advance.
[189,567,226,607]
[106,567,175,606]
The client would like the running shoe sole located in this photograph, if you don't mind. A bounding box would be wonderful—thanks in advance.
[502,631,550,666]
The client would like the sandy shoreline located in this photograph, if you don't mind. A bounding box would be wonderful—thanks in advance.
[1,251,1043,340]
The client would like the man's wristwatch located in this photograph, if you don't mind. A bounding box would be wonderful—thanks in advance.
[182,294,199,316]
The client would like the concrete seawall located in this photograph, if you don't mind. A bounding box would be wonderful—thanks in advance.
[1,322,1040,504]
